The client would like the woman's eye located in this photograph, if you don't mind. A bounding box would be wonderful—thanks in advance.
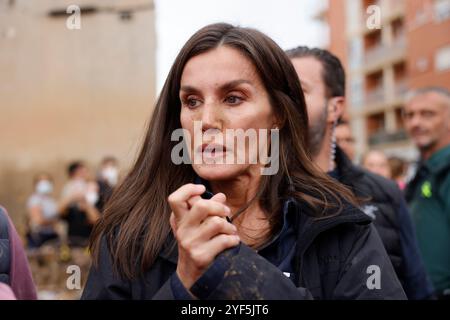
[225,95,243,105]
[183,98,201,108]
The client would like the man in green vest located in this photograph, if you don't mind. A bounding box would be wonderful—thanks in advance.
[404,87,450,299]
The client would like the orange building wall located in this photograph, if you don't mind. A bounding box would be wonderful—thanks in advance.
[327,0,348,70]
[406,0,450,89]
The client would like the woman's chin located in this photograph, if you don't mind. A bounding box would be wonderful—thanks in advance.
[192,163,245,182]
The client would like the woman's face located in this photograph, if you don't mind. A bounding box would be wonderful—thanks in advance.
[179,46,277,181]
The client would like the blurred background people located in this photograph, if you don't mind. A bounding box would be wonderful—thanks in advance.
[361,150,392,179]
[96,156,120,212]
[287,46,434,300]
[26,173,59,248]
[403,87,450,299]
[0,206,37,300]
[388,157,408,191]
[59,161,100,247]
[335,119,356,162]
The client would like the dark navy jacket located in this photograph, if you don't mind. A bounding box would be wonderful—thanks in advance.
[82,189,406,300]
[334,147,434,300]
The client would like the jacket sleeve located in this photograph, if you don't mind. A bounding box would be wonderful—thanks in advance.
[182,244,313,300]
[0,207,37,300]
[332,223,407,299]
[185,224,406,300]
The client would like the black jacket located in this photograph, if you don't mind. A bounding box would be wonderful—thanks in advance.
[335,147,433,299]
[82,193,406,300]
[335,147,403,268]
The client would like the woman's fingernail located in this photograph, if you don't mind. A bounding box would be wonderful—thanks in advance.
[224,206,231,214]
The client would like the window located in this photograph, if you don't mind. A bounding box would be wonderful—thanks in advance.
[435,45,450,72]
[434,0,450,22]
[367,112,385,136]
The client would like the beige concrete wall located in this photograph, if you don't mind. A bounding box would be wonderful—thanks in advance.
[0,0,156,229]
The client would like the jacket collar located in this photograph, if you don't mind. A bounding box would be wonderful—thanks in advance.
[159,176,372,265]
[334,146,365,185]
[423,144,450,174]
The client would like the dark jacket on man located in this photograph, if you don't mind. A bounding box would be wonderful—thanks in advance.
[334,147,434,300]
[405,145,450,296]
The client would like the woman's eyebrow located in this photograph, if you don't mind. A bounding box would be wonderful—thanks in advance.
[219,79,253,92]
[179,85,199,94]
[179,79,254,94]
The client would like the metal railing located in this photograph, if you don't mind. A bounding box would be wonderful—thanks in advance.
[368,129,408,146]
[365,86,385,105]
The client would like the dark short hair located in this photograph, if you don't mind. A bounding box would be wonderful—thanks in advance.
[67,161,85,177]
[286,46,345,98]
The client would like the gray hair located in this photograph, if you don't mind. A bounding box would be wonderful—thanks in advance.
[405,86,450,103]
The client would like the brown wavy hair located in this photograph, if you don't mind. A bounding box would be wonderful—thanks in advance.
[89,23,357,279]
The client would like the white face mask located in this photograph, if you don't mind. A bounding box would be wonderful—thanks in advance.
[85,192,99,206]
[36,180,53,195]
[101,167,118,186]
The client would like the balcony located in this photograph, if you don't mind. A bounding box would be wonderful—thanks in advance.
[365,44,385,65]
[364,41,406,72]
[368,129,408,146]
[392,34,406,51]
[365,86,385,106]
[394,80,408,99]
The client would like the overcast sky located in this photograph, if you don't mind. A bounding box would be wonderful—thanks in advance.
[154,0,327,91]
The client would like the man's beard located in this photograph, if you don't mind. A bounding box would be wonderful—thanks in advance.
[308,102,329,157]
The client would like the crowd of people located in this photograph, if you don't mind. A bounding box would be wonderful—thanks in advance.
[26,157,120,249]
[0,23,449,300]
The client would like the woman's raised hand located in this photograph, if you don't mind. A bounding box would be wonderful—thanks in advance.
[168,184,240,290]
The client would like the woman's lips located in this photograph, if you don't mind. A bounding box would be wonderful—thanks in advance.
[196,143,228,157]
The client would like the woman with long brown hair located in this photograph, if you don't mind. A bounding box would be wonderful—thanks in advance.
[82,23,405,300]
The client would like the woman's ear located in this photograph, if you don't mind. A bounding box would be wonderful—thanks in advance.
[271,114,282,130]
[327,96,345,123]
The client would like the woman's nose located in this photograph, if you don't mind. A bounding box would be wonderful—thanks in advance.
[200,101,222,131]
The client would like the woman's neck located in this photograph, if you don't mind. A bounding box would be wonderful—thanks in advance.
[209,168,271,248]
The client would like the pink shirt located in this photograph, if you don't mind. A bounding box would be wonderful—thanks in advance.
[0,283,16,300]
[1,206,37,300]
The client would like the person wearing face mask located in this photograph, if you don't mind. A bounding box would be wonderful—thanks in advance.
[96,156,119,212]
[59,161,100,247]
[26,173,59,248]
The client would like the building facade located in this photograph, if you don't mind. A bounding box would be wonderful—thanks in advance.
[318,0,450,160]
[0,0,156,226]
